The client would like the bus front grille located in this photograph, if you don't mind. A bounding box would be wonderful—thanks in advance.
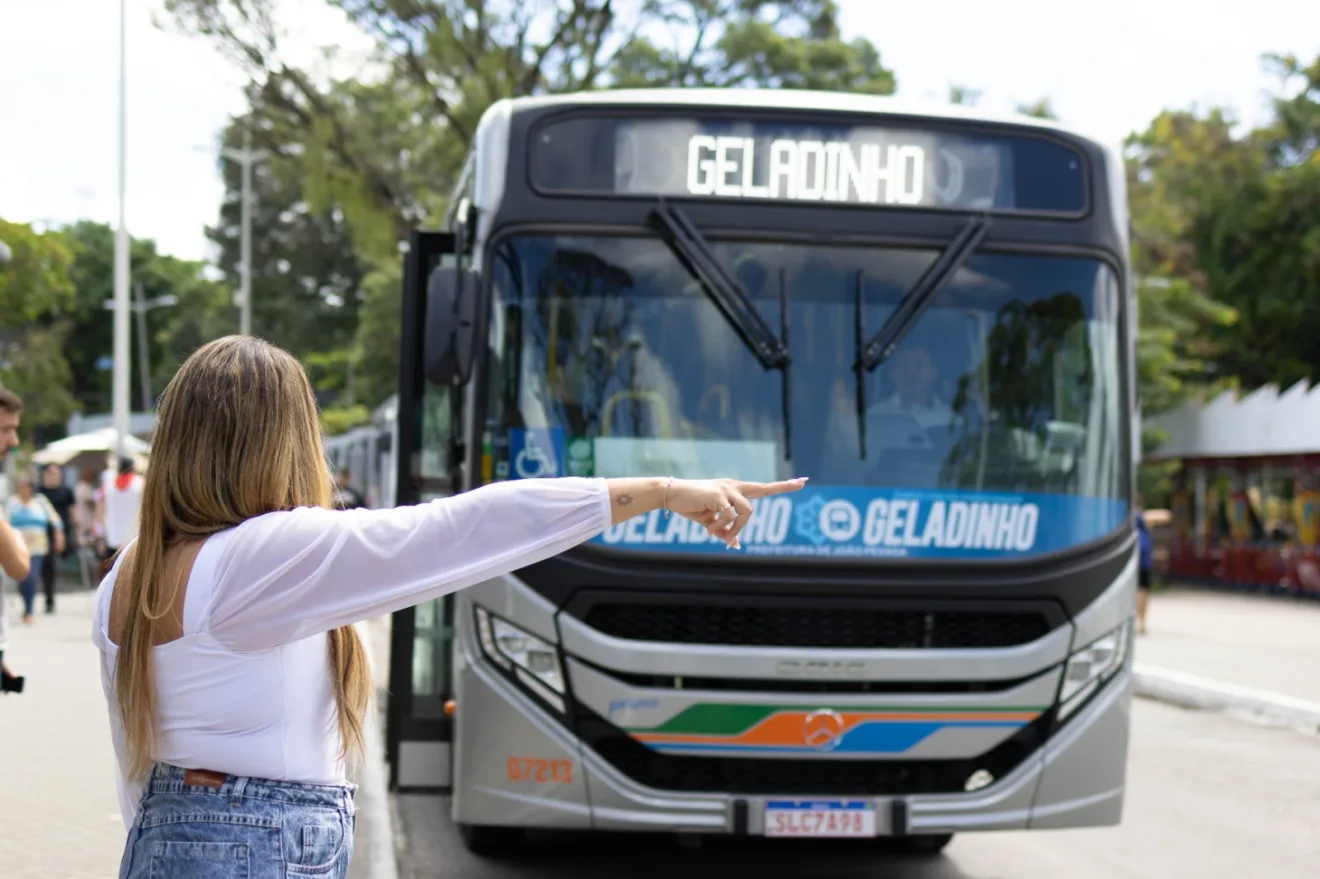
[580,602,1053,649]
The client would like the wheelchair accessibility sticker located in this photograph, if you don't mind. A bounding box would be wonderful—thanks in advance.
[508,429,565,479]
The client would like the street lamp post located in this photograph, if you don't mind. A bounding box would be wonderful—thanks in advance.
[103,288,177,411]
[220,132,269,337]
[112,0,132,462]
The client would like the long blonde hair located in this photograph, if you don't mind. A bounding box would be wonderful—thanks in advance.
[115,335,371,780]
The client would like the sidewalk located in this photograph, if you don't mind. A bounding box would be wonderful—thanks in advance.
[0,590,123,879]
[1133,584,1320,725]
[0,587,395,879]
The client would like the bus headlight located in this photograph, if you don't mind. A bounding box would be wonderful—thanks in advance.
[1057,622,1130,720]
[475,607,566,713]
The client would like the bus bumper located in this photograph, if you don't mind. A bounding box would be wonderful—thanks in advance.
[450,656,1132,835]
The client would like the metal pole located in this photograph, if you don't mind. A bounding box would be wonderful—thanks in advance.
[112,0,131,462]
[239,129,253,336]
[134,282,151,410]
[219,135,267,337]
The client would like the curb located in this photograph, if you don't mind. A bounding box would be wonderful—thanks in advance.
[1133,662,1320,734]
[356,618,401,879]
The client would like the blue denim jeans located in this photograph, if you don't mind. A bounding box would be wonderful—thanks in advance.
[118,764,357,878]
[17,553,43,617]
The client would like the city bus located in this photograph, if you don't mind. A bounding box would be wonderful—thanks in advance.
[387,88,1137,856]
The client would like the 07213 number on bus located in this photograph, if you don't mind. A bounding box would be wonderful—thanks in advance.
[764,801,878,838]
[506,756,574,784]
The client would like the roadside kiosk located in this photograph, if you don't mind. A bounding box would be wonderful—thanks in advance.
[1146,381,1320,596]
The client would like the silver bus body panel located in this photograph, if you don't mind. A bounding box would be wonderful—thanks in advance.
[451,568,1135,832]
[451,596,593,829]
[1070,550,1138,649]
[478,87,1098,147]
[465,572,562,644]
[559,610,1073,684]
[451,642,1131,832]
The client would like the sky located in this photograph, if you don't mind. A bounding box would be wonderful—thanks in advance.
[0,0,1317,264]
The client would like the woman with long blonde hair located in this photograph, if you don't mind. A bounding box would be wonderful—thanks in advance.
[95,336,805,878]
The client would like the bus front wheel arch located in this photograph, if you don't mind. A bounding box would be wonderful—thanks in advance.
[456,822,525,857]
[884,833,955,855]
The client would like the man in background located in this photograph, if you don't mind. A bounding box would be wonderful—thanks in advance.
[37,463,75,614]
[874,344,954,431]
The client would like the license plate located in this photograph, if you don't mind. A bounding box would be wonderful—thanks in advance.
[764,800,877,838]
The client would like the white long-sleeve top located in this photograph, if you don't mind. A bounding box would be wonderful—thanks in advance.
[92,477,612,830]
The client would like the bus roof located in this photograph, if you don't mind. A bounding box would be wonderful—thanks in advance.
[493,87,1103,146]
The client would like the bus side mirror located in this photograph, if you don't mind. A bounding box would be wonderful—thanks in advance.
[423,265,479,386]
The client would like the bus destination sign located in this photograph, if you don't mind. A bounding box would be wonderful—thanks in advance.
[683,134,928,206]
[531,115,1087,214]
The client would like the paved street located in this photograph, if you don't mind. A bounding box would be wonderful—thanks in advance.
[1,588,124,879]
[1134,585,1320,703]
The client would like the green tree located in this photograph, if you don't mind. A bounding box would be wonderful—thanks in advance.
[61,221,233,414]
[351,263,403,409]
[1126,108,1263,283]
[1121,106,1246,502]
[1016,97,1057,120]
[0,324,80,441]
[1124,109,1245,418]
[0,219,80,438]
[1187,53,1320,389]
[207,114,372,357]
[149,258,234,395]
[165,0,897,407]
[1262,52,1320,165]
[0,219,75,324]
[1120,55,1320,494]
[948,84,982,106]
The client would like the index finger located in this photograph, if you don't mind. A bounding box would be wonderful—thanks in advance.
[738,477,810,499]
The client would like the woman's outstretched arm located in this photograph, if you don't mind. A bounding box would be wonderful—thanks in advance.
[205,475,806,651]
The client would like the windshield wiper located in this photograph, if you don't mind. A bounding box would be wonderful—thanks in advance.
[651,200,793,459]
[853,215,991,459]
[859,215,991,372]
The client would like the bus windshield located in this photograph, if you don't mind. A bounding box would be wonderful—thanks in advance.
[482,233,1127,560]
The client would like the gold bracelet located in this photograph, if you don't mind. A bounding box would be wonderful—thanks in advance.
[663,475,675,518]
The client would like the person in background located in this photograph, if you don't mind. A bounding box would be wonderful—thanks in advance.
[0,389,31,692]
[874,344,954,430]
[73,466,101,589]
[98,456,145,578]
[6,476,65,624]
[1136,496,1153,635]
[332,468,367,509]
[38,462,75,614]
[75,466,99,546]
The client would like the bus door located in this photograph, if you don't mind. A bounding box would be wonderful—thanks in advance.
[387,229,464,790]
